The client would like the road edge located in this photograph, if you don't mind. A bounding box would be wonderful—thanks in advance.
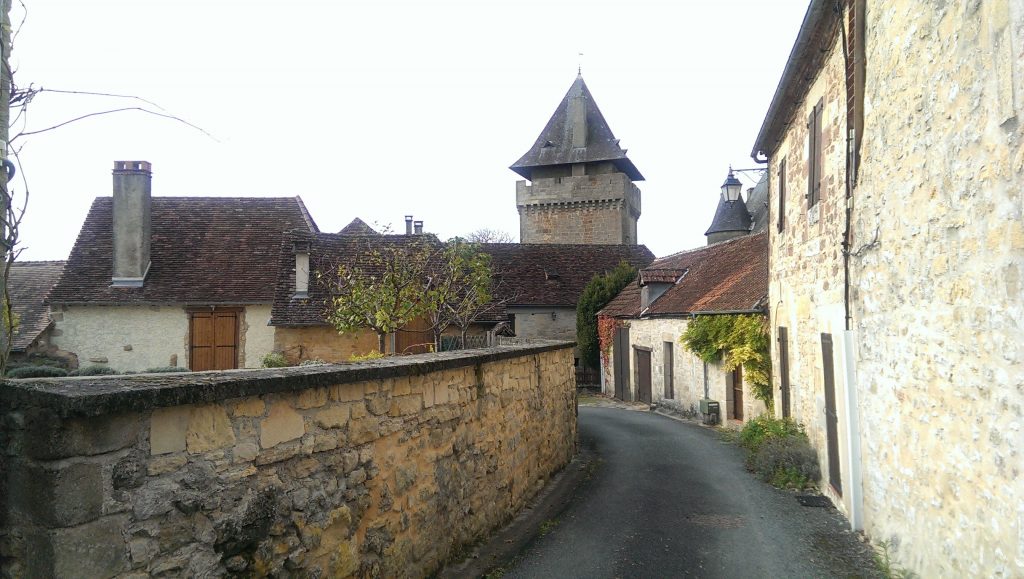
[437,441,597,578]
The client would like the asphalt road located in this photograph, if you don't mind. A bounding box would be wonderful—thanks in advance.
[503,406,879,579]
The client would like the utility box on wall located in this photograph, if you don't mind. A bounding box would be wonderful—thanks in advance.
[700,398,720,425]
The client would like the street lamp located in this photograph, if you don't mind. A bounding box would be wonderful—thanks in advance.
[721,167,743,202]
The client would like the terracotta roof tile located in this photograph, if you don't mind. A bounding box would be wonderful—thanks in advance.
[8,260,64,351]
[600,233,767,318]
[48,197,318,305]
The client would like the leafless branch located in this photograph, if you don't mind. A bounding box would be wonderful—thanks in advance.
[31,87,170,112]
[12,106,218,142]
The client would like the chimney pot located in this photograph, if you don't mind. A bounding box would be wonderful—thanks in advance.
[111,160,152,287]
[413,220,423,235]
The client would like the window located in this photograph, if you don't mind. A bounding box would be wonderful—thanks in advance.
[807,98,824,208]
[777,158,787,232]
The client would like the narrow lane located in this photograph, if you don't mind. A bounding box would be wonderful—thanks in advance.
[505,406,878,578]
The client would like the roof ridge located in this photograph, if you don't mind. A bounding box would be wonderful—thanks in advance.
[655,231,766,261]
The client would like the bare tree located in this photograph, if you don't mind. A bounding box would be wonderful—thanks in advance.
[463,228,515,244]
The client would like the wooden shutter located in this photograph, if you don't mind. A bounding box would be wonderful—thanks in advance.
[190,309,239,371]
[777,158,787,232]
[778,327,791,418]
[663,342,674,399]
[807,108,816,205]
[814,99,824,204]
[821,333,842,494]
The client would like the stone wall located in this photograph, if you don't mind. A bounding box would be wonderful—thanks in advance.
[766,18,853,514]
[273,326,380,364]
[516,172,641,244]
[602,317,767,421]
[850,2,1024,575]
[51,304,275,371]
[0,341,577,578]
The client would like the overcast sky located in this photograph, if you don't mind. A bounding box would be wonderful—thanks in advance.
[10,0,808,261]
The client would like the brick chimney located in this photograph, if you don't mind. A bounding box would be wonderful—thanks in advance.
[111,161,152,287]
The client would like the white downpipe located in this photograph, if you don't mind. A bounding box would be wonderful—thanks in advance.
[843,329,864,531]
[599,350,606,393]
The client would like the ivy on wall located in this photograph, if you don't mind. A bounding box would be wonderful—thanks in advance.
[596,316,622,372]
[680,314,772,407]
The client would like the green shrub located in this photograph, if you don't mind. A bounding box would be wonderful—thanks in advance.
[738,414,805,456]
[750,434,821,489]
[6,365,69,379]
[142,366,190,373]
[349,351,384,362]
[261,352,290,368]
[576,261,638,370]
[68,365,119,376]
[298,358,327,366]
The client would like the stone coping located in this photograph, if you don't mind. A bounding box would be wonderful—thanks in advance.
[0,340,575,418]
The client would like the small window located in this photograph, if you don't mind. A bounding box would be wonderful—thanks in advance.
[777,157,787,232]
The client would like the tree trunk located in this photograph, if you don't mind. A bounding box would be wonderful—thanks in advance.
[377,332,386,355]
[0,0,12,374]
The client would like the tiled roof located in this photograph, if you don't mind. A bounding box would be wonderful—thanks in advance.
[48,197,318,305]
[705,197,753,236]
[511,75,643,181]
[8,260,64,351]
[338,218,378,235]
[271,238,654,326]
[271,232,442,327]
[479,243,655,308]
[600,232,767,318]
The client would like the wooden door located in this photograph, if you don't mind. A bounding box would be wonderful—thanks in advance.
[731,365,744,420]
[636,348,652,404]
[395,316,432,354]
[190,309,239,371]
[821,333,842,494]
[663,342,674,399]
[778,326,791,419]
[613,326,630,401]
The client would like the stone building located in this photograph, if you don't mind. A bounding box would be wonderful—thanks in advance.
[752,1,1024,575]
[511,75,643,245]
[599,232,768,421]
[46,161,319,372]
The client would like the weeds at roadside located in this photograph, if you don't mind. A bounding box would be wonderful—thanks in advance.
[874,540,916,578]
[538,519,559,536]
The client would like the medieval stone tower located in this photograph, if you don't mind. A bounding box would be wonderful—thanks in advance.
[511,75,643,245]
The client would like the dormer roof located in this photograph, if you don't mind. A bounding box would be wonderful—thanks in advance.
[510,75,644,181]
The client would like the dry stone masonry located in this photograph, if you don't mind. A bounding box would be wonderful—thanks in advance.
[0,341,576,578]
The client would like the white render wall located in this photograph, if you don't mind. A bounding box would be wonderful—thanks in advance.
[51,304,275,372]
[603,316,767,421]
[239,304,275,368]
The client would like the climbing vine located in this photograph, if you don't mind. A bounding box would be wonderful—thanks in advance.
[680,314,772,408]
[596,316,622,372]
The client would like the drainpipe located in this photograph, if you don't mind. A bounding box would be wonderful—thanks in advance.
[844,330,863,530]
[838,0,865,532]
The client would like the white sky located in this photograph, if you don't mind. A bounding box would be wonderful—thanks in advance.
[10,0,808,261]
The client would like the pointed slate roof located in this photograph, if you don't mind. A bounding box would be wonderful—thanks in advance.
[511,75,643,181]
[705,197,753,236]
[339,218,378,235]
